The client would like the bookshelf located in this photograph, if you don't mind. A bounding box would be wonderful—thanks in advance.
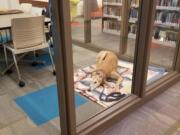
[102,0,180,47]
[102,0,122,34]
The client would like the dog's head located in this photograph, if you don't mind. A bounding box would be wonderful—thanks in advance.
[90,70,105,90]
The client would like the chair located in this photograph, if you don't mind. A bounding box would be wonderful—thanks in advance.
[42,9,53,47]
[0,30,12,70]
[4,16,55,87]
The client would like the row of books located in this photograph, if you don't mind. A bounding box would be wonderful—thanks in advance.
[129,8,138,19]
[127,23,177,42]
[102,0,179,46]
[104,21,138,33]
[103,6,121,16]
[129,9,180,23]
[155,11,180,24]
[131,0,139,6]
[130,0,179,7]
[103,7,139,19]
[153,28,177,41]
[128,24,137,34]
[156,0,180,7]
[104,20,177,42]
[104,0,122,3]
[104,20,121,31]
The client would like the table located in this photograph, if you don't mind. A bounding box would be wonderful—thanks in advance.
[19,0,48,8]
[0,12,51,30]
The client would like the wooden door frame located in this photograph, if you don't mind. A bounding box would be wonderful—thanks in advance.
[51,0,76,135]
[173,28,180,72]
[131,0,156,97]
[84,0,91,43]
[77,72,180,135]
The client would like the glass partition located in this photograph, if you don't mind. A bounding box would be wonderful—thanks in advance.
[72,0,142,125]
[91,0,120,52]
[146,0,180,86]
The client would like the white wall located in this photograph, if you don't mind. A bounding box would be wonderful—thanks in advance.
[0,0,20,9]
[0,0,9,9]
[31,7,44,15]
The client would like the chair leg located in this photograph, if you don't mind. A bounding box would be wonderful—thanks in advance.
[3,45,8,67]
[3,45,13,74]
[48,46,56,75]
[31,51,38,67]
[12,53,25,87]
[0,33,6,64]
[48,34,53,48]
[33,51,37,61]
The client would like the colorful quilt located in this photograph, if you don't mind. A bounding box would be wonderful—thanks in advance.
[74,61,167,108]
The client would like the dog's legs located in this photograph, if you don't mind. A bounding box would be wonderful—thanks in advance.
[110,71,123,91]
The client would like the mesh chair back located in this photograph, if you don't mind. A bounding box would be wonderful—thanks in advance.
[11,16,45,49]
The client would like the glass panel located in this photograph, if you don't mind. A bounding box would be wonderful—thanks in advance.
[146,0,179,86]
[0,1,61,134]
[92,0,120,52]
[126,0,139,58]
[70,0,85,42]
[72,0,141,125]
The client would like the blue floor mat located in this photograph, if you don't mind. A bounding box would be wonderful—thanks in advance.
[15,84,87,126]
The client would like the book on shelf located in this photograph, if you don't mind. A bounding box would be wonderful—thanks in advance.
[103,0,122,3]
[129,8,138,19]
[131,0,139,7]
[156,0,180,7]
[103,6,121,16]
[155,11,180,25]
[104,20,121,31]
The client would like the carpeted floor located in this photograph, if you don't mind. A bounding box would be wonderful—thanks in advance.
[0,45,179,135]
[0,46,103,135]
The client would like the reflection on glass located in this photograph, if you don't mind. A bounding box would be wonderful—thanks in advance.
[70,0,85,41]
[146,0,179,86]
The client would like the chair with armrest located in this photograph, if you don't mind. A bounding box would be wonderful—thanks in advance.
[4,16,55,87]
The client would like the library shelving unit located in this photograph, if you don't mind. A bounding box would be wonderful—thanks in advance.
[102,0,123,35]
[102,0,180,48]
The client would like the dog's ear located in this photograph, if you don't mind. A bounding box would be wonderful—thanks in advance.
[96,51,108,63]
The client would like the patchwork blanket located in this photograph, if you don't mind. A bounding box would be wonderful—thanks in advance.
[74,61,166,107]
